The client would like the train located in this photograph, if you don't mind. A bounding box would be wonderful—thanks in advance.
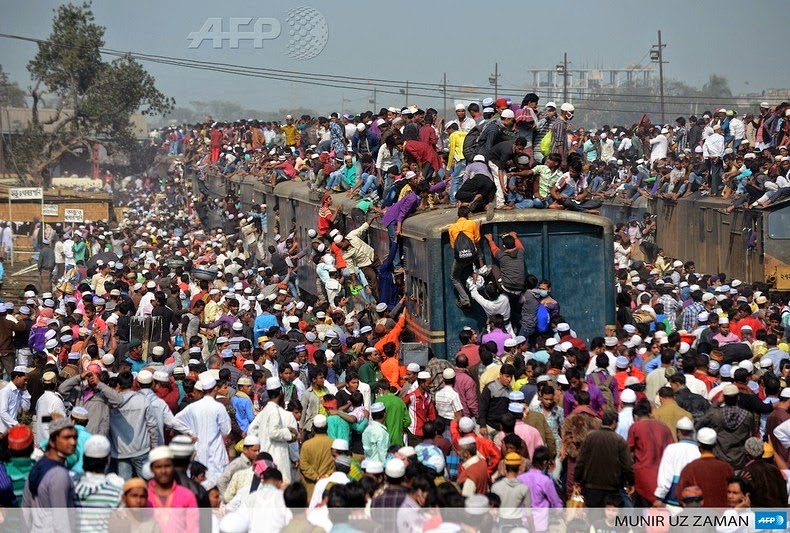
[203,172,616,359]
[599,195,790,292]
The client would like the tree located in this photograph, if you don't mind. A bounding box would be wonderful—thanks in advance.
[702,75,732,98]
[15,2,173,186]
[0,66,28,108]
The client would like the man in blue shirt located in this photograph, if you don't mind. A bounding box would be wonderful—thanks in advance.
[254,303,278,343]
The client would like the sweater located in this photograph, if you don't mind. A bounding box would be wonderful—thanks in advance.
[458,455,490,495]
[574,426,634,491]
[479,380,511,430]
[677,454,733,508]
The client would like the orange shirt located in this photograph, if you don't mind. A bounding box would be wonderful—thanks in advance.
[374,313,407,354]
[381,356,404,390]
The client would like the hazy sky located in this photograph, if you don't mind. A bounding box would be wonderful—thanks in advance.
[1,0,788,117]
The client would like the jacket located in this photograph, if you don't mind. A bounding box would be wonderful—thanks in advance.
[697,404,754,470]
[575,426,634,491]
[0,316,25,353]
[479,380,511,430]
[59,376,124,437]
[674,387,710,422]
[561,406,601,460]
[109,390,160,459]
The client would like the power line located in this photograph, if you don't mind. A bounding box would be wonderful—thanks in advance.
[0,31,766,114]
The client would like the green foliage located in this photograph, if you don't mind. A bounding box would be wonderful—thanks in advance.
[15,2,174,185]
[0,65,28,108]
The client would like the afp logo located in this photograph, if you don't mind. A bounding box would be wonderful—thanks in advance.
[187,6,329,60]
[755,511,786,530]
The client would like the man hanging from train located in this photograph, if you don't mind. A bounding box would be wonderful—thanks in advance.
[336,218,381,301]
[448,206,483,310]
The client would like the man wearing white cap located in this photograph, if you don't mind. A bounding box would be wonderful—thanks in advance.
[712,317,739,346]
[0,365,30,433]
[174,374,232,482]
[247,376,298,485]
[35,371,66,444]
[217,435,261,499]
[677,427,734,507]
[362,402,390,463]
[654,416,700,507]
[75,435,124,528]
[646,126,668,165]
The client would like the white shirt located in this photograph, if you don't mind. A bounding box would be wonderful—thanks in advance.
[63,239,75,262]
[174,395,231,482]
[684,374,709,400]
[0,381,29,432]
[654,440,701,502]
[54,241,64,263]
[228,483,293,533]
[35,390,66,443]
[452,116,476,133]
[434,385,463,420]
[616,407,634,439]
[729,118,745,140]
[136,292,155,317]
[600,138,615,162]
[649,135,668,163]
[247,401,296,484]
[703,133,725,159]
[309,471,349,509]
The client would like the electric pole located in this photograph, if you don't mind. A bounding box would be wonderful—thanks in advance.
[651,31,668,124]
[369,87,377,113]
[442,73,447,123]
[489,63,500,100]
[556,53,570,104]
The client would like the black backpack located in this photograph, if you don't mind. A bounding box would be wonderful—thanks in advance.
[462,124,483,162]
[453,231,478,263]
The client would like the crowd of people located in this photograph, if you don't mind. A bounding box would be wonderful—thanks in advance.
[0,95,788,533]
[168,97,790,221]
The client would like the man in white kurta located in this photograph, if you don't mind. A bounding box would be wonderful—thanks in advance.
[35,372,66,444]
[247,377,297,484]
[653,417,701,507]
[175,375,231,482]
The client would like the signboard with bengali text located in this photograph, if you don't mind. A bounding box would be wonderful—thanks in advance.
[9,187,43,201]
[64,208,84,223]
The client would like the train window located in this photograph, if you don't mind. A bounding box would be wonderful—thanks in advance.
[767,210,790,239]
[407,275,429,323]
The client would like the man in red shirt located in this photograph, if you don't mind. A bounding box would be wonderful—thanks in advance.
[398,139,440,179]
[210,125,223,162]
[403,371,436,446]
[731,303,765,339]
[317,194,340,237]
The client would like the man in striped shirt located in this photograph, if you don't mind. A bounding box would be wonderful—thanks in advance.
[75,435,124,532]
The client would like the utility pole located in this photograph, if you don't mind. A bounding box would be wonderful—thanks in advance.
[442,72,447,123]
[369,87,377,113]
[489,63,500,100]
[651,31,668,124]
[403,81,409,107]
[556,53,570,104]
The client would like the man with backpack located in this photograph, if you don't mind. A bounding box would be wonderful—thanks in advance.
[448,206,482,310]
[587,351,619,411]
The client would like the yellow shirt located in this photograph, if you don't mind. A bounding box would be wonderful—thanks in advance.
[448,217,480,247]
[282,124,298,146]
[398,184,413,201]
[446,130,468,168]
